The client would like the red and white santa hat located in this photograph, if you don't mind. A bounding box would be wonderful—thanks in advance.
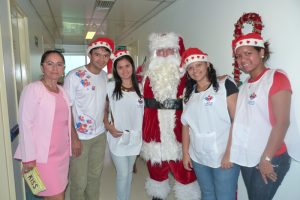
[112,50,130,63]
[106,59,113,80]
[232,32,265,53]
[106,50,130,79]
[87,37,115,54]
[148,32,185,56]
[180,48,208,70]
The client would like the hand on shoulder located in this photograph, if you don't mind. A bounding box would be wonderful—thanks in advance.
[217,74,228,81]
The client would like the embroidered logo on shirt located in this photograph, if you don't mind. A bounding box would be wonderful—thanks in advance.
[75,70,86,78]
[249,92,257,100]
[248,92,257,105]
[203,95,214,106]
[75,69,96,90]
[137,98,144,108]
[80,79,91,87]
[138,98,143,104]
[76,115,95,135]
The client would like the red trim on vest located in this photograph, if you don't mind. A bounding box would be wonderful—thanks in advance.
[270,71,291,156]
[274,144,287,156]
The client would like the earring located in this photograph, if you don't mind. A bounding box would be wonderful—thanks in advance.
[261,56,265,58]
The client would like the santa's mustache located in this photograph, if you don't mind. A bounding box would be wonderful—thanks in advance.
[148,55,180,70]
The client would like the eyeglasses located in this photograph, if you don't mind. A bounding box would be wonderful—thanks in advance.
[43,61,65,68]
[155,48,177,57]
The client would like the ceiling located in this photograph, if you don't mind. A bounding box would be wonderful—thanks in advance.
[28,0,176,45]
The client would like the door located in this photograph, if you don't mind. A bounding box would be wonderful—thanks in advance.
[0,23,17,200]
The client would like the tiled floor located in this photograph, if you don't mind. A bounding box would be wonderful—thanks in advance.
[60,147,300,200]
[65,146,176,200]
[99,154,150,200]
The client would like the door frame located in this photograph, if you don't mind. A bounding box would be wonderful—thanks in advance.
[0,24,17,200]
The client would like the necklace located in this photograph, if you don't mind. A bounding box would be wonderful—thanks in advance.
[42,79,59,93]
[121,85,134,92]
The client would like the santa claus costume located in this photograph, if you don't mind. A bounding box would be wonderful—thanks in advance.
[140,32,200,200]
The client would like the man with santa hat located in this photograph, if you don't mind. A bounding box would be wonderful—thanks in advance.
[140,32,200,200]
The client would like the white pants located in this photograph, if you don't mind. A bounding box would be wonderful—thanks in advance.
[110,153,137,200]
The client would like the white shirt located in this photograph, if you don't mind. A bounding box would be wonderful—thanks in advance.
[106,81,144,156]
[181,79,231,168]
[231,69,300,167]
[64,66,107,140]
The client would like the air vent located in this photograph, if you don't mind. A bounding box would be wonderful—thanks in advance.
[96,0,115,9]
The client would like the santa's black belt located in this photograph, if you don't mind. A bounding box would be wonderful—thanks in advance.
[144,98,183,110]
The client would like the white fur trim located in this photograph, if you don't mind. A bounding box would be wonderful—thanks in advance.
[182,54,208,69]
[107,73,113,79]
[145,178,171,199]
[149,32,179,52]
[179,66,186,76]
[174,181,201,200]
[140,140,182,164]
[234,38,264,52]
[158,110,182,159]
[112,50,130,63]
[87,41,112,54]
[140,110,182,164]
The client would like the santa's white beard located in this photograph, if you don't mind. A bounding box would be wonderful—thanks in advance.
[146,55,180,102]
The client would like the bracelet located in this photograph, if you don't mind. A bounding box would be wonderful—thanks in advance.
[265,156,271,162]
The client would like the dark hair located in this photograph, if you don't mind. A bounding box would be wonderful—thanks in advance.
[89,46,111,55]
[40,50,65,65]
[112,55,142,100]
[184,62,219,103]
[254,41,271,63]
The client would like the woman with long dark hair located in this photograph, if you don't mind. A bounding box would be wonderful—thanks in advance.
[181,48,239,200]
[103,50,143,200]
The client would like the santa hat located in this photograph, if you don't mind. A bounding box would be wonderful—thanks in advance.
[180,48,208,70]
[106,50,130,79]
[112,50,130,64]
[106,59,113,80]
[87,37,114,54]
[232,32,264,52]
[149,32,185,56]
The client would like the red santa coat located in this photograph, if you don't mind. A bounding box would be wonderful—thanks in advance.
[141,75,186,164]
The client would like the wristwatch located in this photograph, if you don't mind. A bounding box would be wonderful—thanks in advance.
[265,156,271,162]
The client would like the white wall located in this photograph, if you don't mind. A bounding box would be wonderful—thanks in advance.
[15,0,55,81]
[121,0,300,199]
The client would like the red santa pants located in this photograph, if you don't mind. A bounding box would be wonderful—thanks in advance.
[147,160,197,184]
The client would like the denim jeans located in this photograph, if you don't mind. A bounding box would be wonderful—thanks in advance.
[192,160,240,200]
[241,152,291,200]
[110,153,137,200]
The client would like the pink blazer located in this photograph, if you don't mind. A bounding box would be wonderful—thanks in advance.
[14,81,72,163]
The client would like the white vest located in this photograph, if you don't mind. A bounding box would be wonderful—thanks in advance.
[106,81,144,156]
[181,79,231,168]
[231,69,300,167]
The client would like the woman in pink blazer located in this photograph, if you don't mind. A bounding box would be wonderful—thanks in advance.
[15,50,71,200]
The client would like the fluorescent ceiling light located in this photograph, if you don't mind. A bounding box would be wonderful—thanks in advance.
[85,31,96,39]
